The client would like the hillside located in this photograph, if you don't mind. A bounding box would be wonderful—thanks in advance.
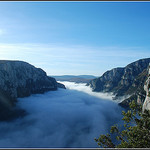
[0,60,65,120]
[52,75,96,83]
[87,58,150,107]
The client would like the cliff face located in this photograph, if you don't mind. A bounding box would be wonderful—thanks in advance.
[119,68,147,107]
[88,58,150,106]
[0,61,58,99]
[0,60,65,120]
[88,68,124,92]
[143,64,150,111]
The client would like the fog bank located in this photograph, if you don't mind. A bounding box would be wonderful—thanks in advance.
[0,82,124,148]
[60,81,114,100]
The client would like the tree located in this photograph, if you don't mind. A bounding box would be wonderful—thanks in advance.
[95,101,150,148]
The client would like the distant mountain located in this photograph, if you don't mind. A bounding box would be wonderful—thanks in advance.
[52,75,96,83]
[87,58,150,107]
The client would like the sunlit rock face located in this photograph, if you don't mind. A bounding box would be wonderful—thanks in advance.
[0,60,58,99]
[88,58,150,107]
[143,63,150,111]
[0,60,65,120]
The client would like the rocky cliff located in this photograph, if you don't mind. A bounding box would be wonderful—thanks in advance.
[143,63,150,111]
[0,60,65,120]
[88,58,150,106]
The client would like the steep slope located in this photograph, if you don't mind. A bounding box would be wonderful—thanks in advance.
[87,68,124,92]
[119,68,147,107]
[0,60,65,120]
[143,64,150,111]
[88,58,150,105]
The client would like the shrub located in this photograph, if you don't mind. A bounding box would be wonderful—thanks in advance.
[95,101,150,148]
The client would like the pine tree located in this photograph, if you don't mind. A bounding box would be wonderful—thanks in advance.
[95,101,150,148]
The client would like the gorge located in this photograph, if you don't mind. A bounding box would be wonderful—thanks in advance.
[0,59,149,148]
[0,78,123,148]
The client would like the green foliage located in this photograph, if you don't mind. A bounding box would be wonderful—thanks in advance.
[148,91,150,97]
[95,101,150,148]
[95,134,115,148]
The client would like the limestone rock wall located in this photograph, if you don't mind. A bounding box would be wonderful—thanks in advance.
[0,60,65,120]
[143,63,150,111]
[0,60,58,100]
[88,58,150,102]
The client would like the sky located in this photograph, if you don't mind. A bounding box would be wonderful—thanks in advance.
[0,1,150,76]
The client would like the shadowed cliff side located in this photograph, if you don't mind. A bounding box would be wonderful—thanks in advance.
[0,60,65,121]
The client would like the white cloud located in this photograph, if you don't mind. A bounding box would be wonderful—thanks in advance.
[60,81,114,100]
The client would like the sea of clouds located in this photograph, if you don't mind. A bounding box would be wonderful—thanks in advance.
[0,82,124,148]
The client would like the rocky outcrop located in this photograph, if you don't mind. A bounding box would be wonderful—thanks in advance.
[119,68,147,107]
[143,63,150,111]
[88,58,150,106]
[0,60,65,120]
[57,82,66,89]
[87,68,124,92]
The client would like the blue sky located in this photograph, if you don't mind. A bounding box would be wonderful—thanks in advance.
[0,2,150,76]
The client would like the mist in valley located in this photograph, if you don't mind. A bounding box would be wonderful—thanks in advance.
[0,82,124,148]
